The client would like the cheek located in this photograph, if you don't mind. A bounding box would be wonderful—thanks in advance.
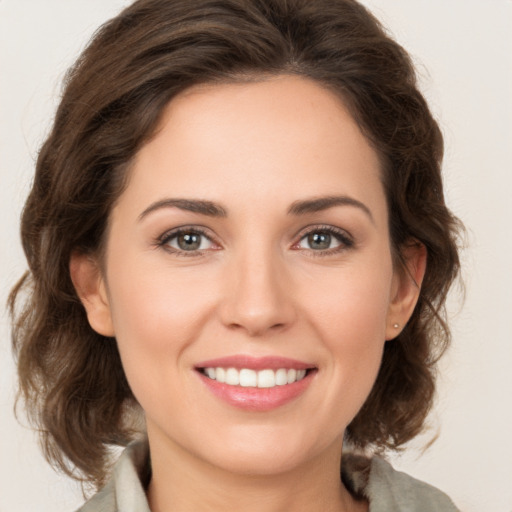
[107,253,213,339]
[104,259,215,402]
[322,282,389,381]
[302,259,393,414]
[305,261,393,346]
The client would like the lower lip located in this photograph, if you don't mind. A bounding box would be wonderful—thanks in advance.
[197,371,315,412]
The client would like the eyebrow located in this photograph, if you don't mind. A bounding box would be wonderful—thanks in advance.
[138,195,373,223]
[138,198,228,221]
[287,195,374,223]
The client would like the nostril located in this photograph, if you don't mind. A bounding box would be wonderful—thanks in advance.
[218,277,297,336]
[226,320,289,337]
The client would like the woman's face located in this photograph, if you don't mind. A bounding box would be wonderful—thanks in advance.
[75,75,421,476]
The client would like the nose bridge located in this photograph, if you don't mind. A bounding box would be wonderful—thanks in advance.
[220,239,295,336]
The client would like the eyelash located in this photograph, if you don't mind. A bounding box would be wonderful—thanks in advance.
[156,225,354,257]
[157,226,217,257]
[293,225,355,257]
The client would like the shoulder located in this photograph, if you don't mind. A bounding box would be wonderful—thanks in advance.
[342,453,460,512]
[75,441,151,512]
[76,443,459,512]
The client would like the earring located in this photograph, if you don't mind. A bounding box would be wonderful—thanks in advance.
[393,323,400,329]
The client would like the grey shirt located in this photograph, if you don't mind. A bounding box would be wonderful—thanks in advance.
[76,441,459,512]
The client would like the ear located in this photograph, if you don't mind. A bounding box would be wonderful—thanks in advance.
[69,252,115,337]
[386,241,427,340]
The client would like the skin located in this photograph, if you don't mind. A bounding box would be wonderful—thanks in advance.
[71,75,425,512]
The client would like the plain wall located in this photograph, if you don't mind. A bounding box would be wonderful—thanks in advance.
[1,1,511,510]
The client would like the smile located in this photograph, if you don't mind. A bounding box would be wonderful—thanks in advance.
[195,356,316,411]
[201,367,307,388]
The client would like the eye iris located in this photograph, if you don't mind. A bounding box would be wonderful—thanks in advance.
[308,232,331,250]
[177,233,201,250]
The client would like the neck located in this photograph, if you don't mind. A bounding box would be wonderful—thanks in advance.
[146,429,367,512]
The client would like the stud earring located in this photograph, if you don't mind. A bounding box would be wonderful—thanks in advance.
[393,323,400,329]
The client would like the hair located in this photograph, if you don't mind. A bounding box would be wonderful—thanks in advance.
[10,0,462,490]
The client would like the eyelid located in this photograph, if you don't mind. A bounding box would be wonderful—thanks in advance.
[156,225,221,255]
[291,224,355,254]
[155,223,354,256]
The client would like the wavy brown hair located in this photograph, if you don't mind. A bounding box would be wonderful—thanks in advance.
[10,0,462,489]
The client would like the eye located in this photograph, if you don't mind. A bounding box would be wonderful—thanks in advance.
[159,228,217,254]
[295,226,353,254]
[299,231,339,250]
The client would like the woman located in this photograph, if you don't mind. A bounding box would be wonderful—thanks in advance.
[9,0,462,510]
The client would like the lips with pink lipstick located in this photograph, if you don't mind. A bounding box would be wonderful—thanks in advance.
[195,356,317,411]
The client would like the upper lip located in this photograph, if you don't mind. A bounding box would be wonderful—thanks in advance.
[195,355,315,371]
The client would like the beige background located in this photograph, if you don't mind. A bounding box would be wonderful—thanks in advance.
[1,1,511,510]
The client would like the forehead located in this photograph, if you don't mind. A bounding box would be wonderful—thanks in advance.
[117,75,386,224]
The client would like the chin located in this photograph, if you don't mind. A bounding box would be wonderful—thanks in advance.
[205,446,310,477]
[190,424,343,477]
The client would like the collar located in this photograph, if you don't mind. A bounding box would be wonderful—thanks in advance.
[78,440,459,512]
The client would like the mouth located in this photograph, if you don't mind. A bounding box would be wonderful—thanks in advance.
[198,367,310,388]
[194,356,317,411]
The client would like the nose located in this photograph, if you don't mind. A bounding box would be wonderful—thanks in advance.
[218,248,296,337]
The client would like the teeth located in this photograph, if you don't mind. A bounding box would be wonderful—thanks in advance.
[203,367,309,388]
[239,369,257,387]
[225,368,239,385]
[216,367,226,383]
[258,369,275,388]
[275,368,288,385]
